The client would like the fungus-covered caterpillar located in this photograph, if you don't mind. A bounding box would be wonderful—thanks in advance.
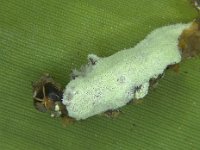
[32,20,200,123]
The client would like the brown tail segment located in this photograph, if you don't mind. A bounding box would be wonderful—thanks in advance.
[178,19,200,59]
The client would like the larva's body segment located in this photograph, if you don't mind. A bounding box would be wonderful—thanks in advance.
[62,23,191,120]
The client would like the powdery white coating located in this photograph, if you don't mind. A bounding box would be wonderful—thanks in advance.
[63,23,191,120]
[55,104,60,111]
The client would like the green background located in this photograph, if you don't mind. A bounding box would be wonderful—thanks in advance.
[1,0,200,149]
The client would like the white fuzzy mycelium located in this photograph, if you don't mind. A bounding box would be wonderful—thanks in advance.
[63,23,191,120]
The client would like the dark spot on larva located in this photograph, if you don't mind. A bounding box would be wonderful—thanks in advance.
[89,57,97,65]
[135,85,142,92]
[117,75,126,83]
[104,109,121,118]
[131,85,142,95]
[149,74,164,88]
[70,73,79,80]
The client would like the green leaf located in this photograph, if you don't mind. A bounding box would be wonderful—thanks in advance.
[1,0,200,149]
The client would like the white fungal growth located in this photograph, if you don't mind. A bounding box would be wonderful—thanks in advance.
[63,23,191,120]
[55,104,60,111]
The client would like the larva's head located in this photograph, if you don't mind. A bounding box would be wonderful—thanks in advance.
[32,74,68,118]
[178,19,200,59]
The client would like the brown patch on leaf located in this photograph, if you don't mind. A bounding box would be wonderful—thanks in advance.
[103,109,122,118]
